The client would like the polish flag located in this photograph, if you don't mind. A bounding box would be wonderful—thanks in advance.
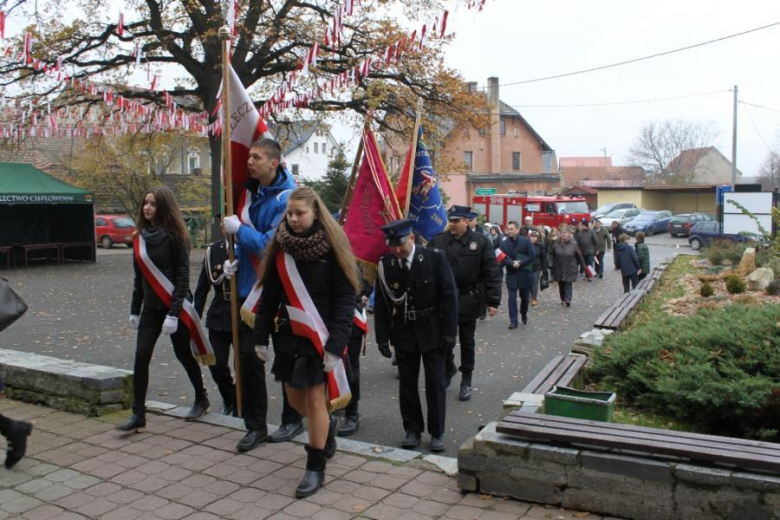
[495,248,507,264]
[117,13,124,37]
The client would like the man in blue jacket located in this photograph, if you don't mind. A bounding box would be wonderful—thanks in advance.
[499,221,536,329]
[222,138,297,453]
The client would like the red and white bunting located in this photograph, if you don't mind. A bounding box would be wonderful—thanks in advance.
[0,11,6,39]
[117,13,124,37]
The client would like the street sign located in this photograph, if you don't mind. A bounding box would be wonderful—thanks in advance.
[475,188,497,196]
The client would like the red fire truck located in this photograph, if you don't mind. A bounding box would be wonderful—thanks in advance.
[472,194,591,229]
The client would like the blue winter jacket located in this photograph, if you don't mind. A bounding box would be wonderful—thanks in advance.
[235,167,296,297]
[615,242,640,277]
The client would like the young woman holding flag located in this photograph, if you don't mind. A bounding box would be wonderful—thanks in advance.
[253,186,359,498]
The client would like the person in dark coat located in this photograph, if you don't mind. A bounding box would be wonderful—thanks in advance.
[119,185,210,433]
[528,230,548,306]
[431,205,501,402]
[615,233,641,293]
[499,221,536,328]
[550,228,585,307]
[610,221,624,269]
[374,219,458,453]
[488,225,504,282]
[253,187,360,498]
[635,231,651,281]
[337,281,371,437]
[193,237,239,416]
[593,219,611,279]
[575,220,599,282]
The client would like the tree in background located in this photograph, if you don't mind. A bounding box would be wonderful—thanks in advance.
[758,150,780,191]
[627,119,720,183]
[304,150,351,214]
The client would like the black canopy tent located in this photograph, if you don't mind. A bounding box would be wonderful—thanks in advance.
[0,162,96,265]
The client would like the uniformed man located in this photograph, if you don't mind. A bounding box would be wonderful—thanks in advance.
[430,206,501,401]
[374,219,458,453]
[193,236,239,416]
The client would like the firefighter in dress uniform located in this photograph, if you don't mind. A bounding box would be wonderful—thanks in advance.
[374,219,458,453]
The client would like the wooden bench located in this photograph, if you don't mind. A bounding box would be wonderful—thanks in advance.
[593,289,646,330]
[17,243,63,267]
[0,246,11,268]
[496,411,780,474]
[521,354,588,395]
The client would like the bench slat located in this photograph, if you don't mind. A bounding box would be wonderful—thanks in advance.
[557,356,587,389]
[530,358,579,395]
[521,355,565,393]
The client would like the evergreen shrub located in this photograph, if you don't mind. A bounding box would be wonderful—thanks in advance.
[725,274,746,294]
[699,282,714,297]
[590,303,780,440]
[767,280,780,296]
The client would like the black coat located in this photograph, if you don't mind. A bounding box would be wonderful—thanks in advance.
[499,235,536,289]
[374,246,458,354]
[532,241,548,272]
[430,228,501,321]
[253,250,355,357]
[550,239,585,283]
[131,229,190,317]
[193,240,235,332]
[615,242,640,277]
[576,228,599,257]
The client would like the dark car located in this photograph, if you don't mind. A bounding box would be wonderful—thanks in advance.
[95,215,136,249]
[687,221,767,251]
[623,210,672,236]
[667,213,712,237]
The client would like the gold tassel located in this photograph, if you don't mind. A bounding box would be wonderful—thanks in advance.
[240,306,255,328]
[196,353,216,367]
[326,393,352,413]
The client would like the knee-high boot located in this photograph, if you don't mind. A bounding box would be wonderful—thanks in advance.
[116,405,146,432]
[295,445,326,498]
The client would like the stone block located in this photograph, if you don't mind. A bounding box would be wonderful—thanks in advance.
[459,451,567,486]
[733,471,780,491]
[457,472,477,492]
[673,464,732,486]
[674,482,763,519]
[473,422,531,457]
[748,267,774,291]
[739,247,756,274]
[479,474,562,504]
[567,466,673,499]
[81,371,129,391]
[527,443,579,465]
[503,392,544,408]
[580,451,673,483]
[563,488,673,520]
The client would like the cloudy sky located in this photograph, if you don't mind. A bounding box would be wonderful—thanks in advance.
[443,0,780,177]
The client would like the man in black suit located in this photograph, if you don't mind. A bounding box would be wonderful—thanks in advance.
[499,221,536,328]
[374,219,458,453]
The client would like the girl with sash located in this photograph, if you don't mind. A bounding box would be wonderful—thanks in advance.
[253,186,359,498]
[118,186,212,432]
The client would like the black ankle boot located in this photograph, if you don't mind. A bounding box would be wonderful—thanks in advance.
[184,395,209,421]
[296,445,326,498]
[116,406,146,432]
[324,415,338,459]
[4,420,33,469]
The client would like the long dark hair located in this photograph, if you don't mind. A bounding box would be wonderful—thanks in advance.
[135,185,191,250]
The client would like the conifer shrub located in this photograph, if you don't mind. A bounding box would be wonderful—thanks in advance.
[590,303,780,440]
[725,274,746,294]
[767,280,780,296]
[699,282,714,297]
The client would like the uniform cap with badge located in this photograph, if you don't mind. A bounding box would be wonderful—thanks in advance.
[381,218,415,246]
[447,205,478,221]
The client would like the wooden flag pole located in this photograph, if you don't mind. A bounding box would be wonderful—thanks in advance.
[338,121,369,226]
[219,26,243,417]
[402,100,424,218]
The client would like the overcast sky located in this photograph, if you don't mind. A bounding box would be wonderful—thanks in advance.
[442,0,780,177]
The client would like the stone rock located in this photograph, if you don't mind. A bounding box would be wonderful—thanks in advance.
[747,267,774,291]
[738,248,756,274]
[573,329,614,357]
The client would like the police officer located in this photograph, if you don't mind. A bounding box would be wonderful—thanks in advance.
[374,219,458,453]
[193,236,239,416]
[430,206,501,402]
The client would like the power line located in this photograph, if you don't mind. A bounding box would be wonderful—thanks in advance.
[505,89,729,109]
[739,100,780,113]
[739,95,775,153]
[486,20,780,89]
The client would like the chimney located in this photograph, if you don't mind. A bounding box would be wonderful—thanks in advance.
[487,77,501,173]
[466,81,478,93]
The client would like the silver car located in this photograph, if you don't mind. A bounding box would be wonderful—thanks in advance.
[598,208,644,227]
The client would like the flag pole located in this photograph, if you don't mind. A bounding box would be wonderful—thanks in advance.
[402,99,424,217]
[219,25,243,417]
[338,121,369,226]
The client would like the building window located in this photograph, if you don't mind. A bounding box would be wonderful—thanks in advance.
[292,164,299,177]
[514,126,519,138]
[500,119,506,136]
[464,151,474,171]
[512,152,521,171]
[478,128,486,137]
[156,147,170,175]
[306,145,309,153]
[314,143,319,154]
[322,142,326,154]
[187,149,200,174]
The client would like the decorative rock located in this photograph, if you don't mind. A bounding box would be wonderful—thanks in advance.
[573,329,614,357]
[738,247,756,274]
[747,267,774,291]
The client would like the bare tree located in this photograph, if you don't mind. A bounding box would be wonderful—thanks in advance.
[627,119,720,183]
[758,150,780,191]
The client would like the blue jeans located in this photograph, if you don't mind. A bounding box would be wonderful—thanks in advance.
[507,285,530,324]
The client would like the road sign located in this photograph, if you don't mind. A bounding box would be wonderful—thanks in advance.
[475,188,497,196]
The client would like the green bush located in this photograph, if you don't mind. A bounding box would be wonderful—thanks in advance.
[725,274,746,294]
[699,282,714,297]
[767,280,780,296]
[589,303,780,440]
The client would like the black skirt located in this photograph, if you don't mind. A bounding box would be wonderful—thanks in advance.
[272,354,326,389]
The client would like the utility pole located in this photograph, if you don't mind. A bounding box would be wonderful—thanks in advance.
[731,85,738,186]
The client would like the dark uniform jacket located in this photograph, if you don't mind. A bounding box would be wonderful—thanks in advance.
[430,229,501,321]
[374,246,458,354]
[131,228,190,317]
[499,235,536,289]
[193,240,234,332]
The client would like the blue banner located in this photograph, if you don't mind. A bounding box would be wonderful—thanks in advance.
[407,125,447,241]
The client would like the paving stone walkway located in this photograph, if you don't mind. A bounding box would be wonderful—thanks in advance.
[0,399,624,520]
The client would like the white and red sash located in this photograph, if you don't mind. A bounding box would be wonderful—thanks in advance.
[353,308,368,334]
[275,249,351,412]
[240,283,263,327]
[495,248,507,263]
[133,235,215,366]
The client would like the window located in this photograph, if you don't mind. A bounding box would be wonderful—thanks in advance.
[514,127,519,138]
[291,164,299,176]
[500,119,506,136]
[314,143,319,154]
[156,148,170,175]
[96,218,106,226]
[478,128,486,137]
[306,145,309,153]
[322,143,327,154]
[187,149,200,174]
[464,151,474,171]
[512,152,521,171]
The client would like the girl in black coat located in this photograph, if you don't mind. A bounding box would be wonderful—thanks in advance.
[254,186,359,498]
[118,186,209,433]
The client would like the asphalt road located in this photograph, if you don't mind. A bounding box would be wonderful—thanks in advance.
[1,234,693,456]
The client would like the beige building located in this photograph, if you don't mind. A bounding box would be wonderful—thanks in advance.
[666,147,742,185]
[583,180,717,216]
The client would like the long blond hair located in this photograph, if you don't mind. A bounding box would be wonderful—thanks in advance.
[258,186,360,293]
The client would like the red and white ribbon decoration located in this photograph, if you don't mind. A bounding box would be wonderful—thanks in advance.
[0,11,6,40]
[495,248,507,264]
[117,13,124,37]
[240,284,263,327]
[353,307,368,334]
[276,250,351,409]
[133,235,216,366]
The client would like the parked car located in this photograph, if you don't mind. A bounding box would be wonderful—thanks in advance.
[599,208,644,227]
[687,221,767,251]
[590,202,637,220]
[95,215,136,249]
[623,210,672,236]
[667,213,712,237]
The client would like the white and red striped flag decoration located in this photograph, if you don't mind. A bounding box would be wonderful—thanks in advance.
[117,13,124,36]
[0,11,6,39]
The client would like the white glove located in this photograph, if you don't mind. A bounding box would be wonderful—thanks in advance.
[323,352,341,373]
[129,315,140,328]
[223,215,241,235]
[255,344,269,363]
[223,259,239,279]
[162,316,179,335]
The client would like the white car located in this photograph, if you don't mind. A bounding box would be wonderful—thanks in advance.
[598,208,644,227]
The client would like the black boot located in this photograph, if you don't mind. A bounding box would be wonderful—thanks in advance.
[116,406,146,432]
[4,420,33,469]
[459,375,472,402]
[296,445,326,498]
[324,415,338,459]
[184,394,210,422]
